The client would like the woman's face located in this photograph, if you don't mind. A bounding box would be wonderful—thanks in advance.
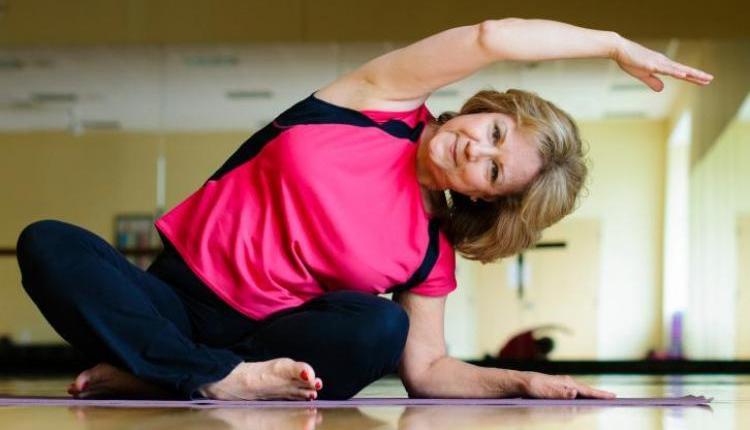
[424,112,543,200]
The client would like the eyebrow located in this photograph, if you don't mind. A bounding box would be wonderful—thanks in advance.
[493,121,506,188]
[492,163,506,198]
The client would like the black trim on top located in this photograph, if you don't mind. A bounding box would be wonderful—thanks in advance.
[280,93,425,142]
[387,218,441,295]
[208,121,283,181]
[204,92,437,292]
[208,93,426,181]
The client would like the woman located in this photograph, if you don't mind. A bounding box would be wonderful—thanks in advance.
[16,18,711,401]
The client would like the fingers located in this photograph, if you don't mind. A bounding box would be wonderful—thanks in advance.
[617,39,713,89]
[563,386,578,399]
[528,373,617,400]
[558,376,616,400]
[642,74,665,92]
[564,375,616,399]
[572,382,617,399]
[657,59,714,85]
[675,64,713,84]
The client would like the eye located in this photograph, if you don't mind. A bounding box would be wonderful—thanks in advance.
[491,161,499,182]
[493,124,502,143]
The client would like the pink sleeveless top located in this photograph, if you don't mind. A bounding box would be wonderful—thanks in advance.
[155,93,456,320]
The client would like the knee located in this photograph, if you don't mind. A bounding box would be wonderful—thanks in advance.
[351,299,410,363]
[17,220,68,260]
[16,220,74,290]
[374,300,410,345]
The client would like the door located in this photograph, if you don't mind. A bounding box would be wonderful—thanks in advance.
[735,215,750,357]
[474,218,601,359]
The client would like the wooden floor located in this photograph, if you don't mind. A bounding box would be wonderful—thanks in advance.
[0,374,748,429]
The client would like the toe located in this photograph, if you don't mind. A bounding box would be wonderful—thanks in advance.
[73,370,94,392]
[298,388,317,401]
[294,362,317,388]
[286,388,314,401]
[73,362,113,392]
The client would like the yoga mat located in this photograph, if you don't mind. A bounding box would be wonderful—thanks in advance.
[0,395,711,409]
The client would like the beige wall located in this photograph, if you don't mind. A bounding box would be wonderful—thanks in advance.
[580,120,667,359]
[738,215,750,357]
[0,131,242,343]
[468,219,601,359]
[687,120,750,358]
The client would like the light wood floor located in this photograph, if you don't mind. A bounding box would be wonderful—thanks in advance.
[0,374,748,429]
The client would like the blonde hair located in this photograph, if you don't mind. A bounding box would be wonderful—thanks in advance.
[429,89,588,263]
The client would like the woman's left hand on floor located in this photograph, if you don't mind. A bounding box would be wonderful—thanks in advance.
[520,371,617,399]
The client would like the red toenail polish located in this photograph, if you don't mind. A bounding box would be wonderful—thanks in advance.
[315,381,321,390]
[308,394,314,401]
[300,370,308,381]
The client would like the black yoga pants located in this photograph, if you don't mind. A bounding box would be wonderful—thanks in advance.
[16,220,409,399]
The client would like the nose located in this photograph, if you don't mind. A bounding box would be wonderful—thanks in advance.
[466,140,500,161]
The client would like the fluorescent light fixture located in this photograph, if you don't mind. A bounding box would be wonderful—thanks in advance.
[184,55,238,67]
[81,119,121,130]
[610,82,648,92]
[603,110,647,118]
[31,92,78,103]
[225,90,273,100]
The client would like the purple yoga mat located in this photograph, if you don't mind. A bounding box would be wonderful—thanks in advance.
[0,395,711,409]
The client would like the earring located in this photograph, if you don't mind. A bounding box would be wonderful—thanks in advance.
[470,197,478,203]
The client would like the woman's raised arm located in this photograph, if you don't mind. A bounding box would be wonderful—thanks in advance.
[317,18,712,110]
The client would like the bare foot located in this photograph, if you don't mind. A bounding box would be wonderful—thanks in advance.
[200,358,323,401]
[67,363,174,399]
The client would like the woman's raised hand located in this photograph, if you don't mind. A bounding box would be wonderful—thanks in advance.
[612,37,714,92]
[521,371,616,399]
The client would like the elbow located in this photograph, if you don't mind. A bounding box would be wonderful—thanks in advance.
[400,367,433,398]
[403,376,431,398]
[478,18,525,55]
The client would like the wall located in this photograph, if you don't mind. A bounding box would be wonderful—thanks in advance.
[686,119,750,358]
[0,131,241,342]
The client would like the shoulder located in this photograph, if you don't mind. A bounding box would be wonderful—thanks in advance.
[314,74,428,112]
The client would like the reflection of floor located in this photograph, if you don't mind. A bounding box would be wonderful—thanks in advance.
[1,375,747,429]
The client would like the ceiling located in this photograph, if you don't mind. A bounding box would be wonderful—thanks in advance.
[0,0,748,45]
[0,40,696,133]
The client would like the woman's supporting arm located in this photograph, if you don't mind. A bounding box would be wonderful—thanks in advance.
[395,292,615,399]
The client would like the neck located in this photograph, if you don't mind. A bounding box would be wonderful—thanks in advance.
[415,121,443,190]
